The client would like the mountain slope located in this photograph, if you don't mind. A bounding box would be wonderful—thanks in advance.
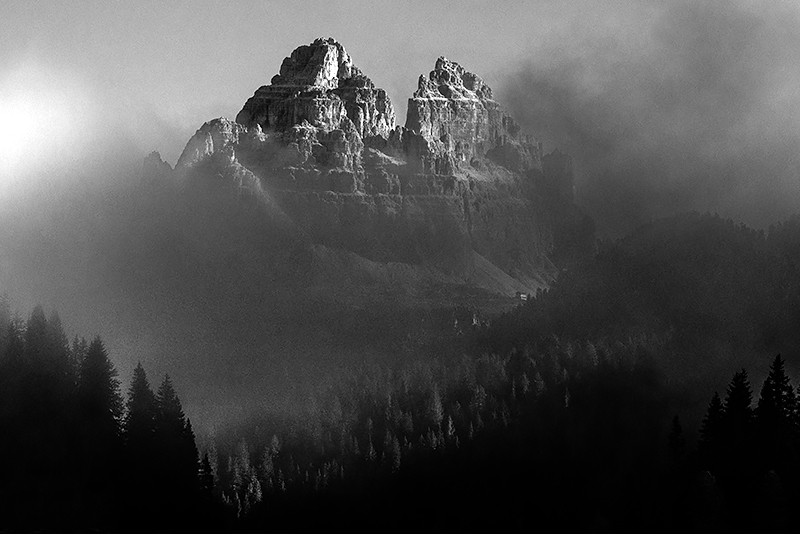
[155,37,592,305]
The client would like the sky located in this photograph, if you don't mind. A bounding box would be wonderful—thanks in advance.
[3,0,800,233]
[1,0,566,167]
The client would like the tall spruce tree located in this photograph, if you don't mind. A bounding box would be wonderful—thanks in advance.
[46,311,74,391]
[720,368,757,518]
[756,355,796,430]
[756,355,797,472]
[125,363,158,449]
[77,337,123,493]
[155,375,199,508]
[700,393,725,450]
[123,363,160,519]
[723,369,753,442]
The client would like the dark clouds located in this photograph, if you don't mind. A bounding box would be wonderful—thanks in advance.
[502,0,800,235]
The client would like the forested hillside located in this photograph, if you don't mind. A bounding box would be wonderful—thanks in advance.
[5,212,800,532]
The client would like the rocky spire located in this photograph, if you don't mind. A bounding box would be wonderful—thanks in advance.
[235,38,396,141]
[413,56,494,101]
[404,57,541,173]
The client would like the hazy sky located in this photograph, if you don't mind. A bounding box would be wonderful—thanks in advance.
[4,0,800,430]
[1,0,571,166]
[4,0,800,233]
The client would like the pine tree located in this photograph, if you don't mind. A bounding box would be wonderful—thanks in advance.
[24,305,49,366]
[720,368,757,513]
[699,392,724,461]
[123,362,159,511]
[77,336,123,496]
[125,363,158,449]
[756,355,796,431]
[756,355,797,472]
[45,311,74,390]
[155,375,199,503]
[723,369,753,441]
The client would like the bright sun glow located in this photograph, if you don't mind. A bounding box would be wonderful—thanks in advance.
[0,95,42,171]
[0,63,93,184]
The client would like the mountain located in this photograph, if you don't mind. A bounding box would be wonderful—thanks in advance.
[150,37,593,309]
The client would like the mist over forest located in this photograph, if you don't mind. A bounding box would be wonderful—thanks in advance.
[3,0,800,531]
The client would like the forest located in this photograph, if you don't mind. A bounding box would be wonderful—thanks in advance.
[4,211,800,532]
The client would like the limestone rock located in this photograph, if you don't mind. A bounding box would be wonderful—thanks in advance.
[176,118,246,170]
[165,39,592,300]
[405,57,541,174]
[236,38,396,142]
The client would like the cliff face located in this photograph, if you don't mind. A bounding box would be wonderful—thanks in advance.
[170,38,592,303]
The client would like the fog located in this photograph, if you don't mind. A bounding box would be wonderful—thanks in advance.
[3,0,800,433]
[501,0,800,235]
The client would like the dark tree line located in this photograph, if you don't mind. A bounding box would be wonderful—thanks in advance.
[0,299,219,532]
[675,355,800,532]
[8,212,800,531]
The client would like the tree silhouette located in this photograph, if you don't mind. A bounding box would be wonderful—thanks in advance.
[756,355,796,431]
[719,368,756,526]
[723,369,753,443]
[124,362,159,514]
[77,336,123,504]
[698,391,725,478]
[155,375,200,518]
[755,355,797,481]
[125,363,158,449]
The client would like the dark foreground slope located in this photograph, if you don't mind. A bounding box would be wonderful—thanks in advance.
[7,203,800,532]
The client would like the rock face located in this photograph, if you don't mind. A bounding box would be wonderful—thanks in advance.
[236,38,395,142]
[402,56,541,175]
[169,38,592,302]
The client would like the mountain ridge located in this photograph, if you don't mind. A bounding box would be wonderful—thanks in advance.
[148,37,593,305]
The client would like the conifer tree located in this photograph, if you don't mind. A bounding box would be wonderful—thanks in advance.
[756,355,797,472]
[45,311,74,390]
[77,336,123,494]
[723,369,753,441]
[125,363,158,449]
[720,368,757,511]
[124,362,159,510]
[699,392,724,459]
[155,375,199,498]
[756,355,796,431]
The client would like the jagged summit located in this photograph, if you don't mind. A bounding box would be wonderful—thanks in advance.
[167,38,592,302]
[404,56,538,174]
[236,38,395,141]
[269,37,358,90]
[414,57,494,101]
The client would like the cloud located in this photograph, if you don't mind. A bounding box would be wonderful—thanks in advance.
[501,0,800,235]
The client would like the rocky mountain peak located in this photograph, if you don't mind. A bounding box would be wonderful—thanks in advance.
[414,57,493,101]
[271,37,357,91]
[168,39,592,302]
[236,38,395,141]
[404,57,539,174]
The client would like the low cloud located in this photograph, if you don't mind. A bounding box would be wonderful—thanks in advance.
[502,0,800,235]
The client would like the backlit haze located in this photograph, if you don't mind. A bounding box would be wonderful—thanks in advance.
[3,0,800,432]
